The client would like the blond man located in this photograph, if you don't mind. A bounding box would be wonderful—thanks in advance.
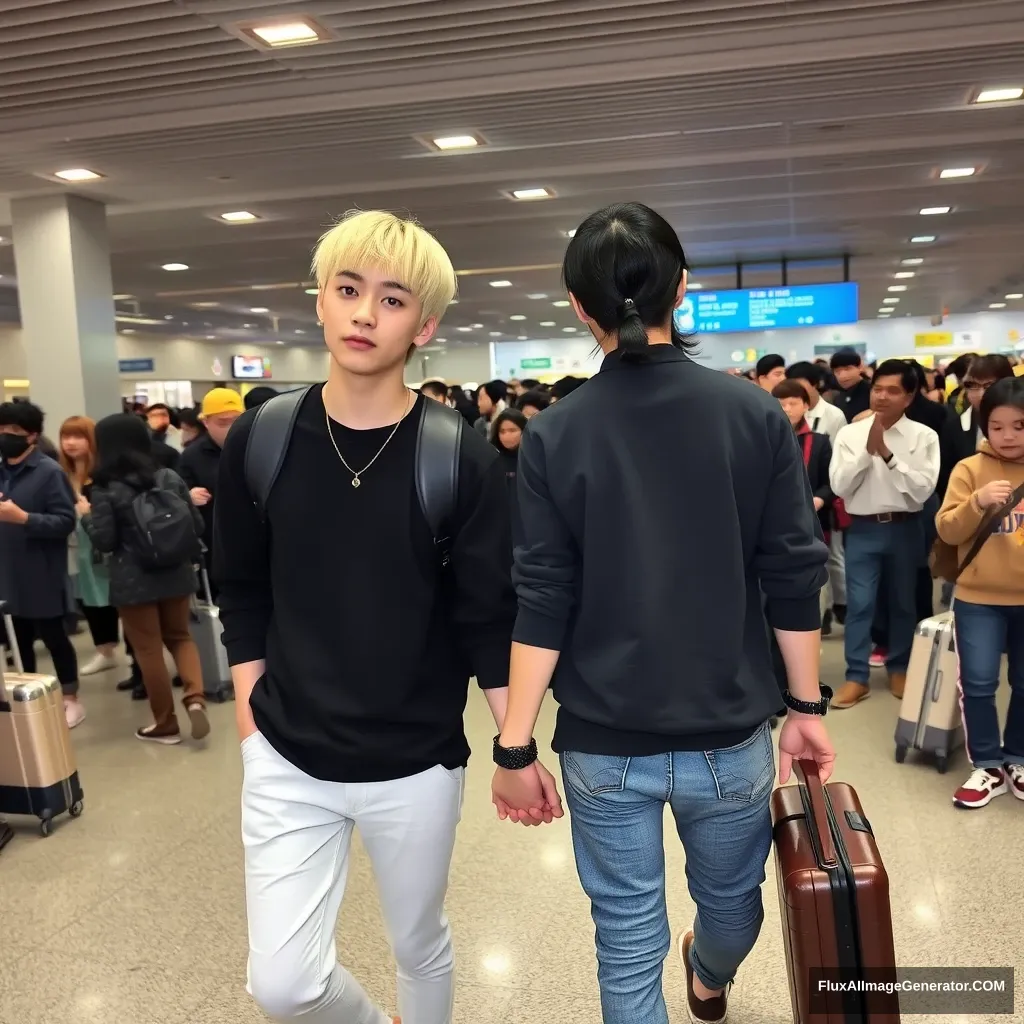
[213,211,561,1024]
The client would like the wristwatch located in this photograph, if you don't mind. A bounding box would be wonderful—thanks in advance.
[782,685,833,716]
[493,735,539,770]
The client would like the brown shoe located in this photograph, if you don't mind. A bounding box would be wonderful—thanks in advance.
[679,931,730,1024]
[888,672,907,699]
[830,681,871,709]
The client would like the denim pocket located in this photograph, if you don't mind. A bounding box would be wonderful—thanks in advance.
[561,751,630,796]
[705,722,774,802]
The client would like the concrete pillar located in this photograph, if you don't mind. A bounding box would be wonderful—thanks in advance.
[10,194,120,432]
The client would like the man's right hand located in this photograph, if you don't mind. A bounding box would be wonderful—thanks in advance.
[975,479,1014,510]
[777,712,835,784]
[190,487,212,507]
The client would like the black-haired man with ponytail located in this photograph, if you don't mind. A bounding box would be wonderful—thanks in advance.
[492,202,832,1024]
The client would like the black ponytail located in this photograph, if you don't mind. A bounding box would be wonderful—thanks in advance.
[562,202,695,365]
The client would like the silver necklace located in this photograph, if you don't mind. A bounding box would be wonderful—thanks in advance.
[323,389,413,489]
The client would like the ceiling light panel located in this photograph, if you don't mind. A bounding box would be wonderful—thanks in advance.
[161,263,188,271]
[509,187,554,201]
[424,133,484,152]
[888,285,908,292]
[219,210,259,223]
[894,272,916,279]
[901,258,924,266]
[911,236,937,244]
[883,297,901,304]
[1006,293,1024,300]
[990,302,1007,309]
[919,206,951,216]
[242,18,329,48]
[974,86,1024,104]
[489,280,512,288]
[54,168,103,181]
[939,167,976,179]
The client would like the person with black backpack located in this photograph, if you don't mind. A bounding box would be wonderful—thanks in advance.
[212,209,556,1024]
[81,413,208,745]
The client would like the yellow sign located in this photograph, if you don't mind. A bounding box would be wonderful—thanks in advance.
[915,332,953,348]
[745,348,758,363]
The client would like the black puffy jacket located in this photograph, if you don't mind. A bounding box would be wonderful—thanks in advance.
[83,468,203,608]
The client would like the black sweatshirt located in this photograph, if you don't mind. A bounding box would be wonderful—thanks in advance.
[213,387,516,783]
[512,346,828,756]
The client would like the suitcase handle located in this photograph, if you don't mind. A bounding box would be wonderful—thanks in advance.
[794,759,838,869]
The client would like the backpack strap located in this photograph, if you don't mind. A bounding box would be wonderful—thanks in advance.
[244,385,314,516]
[955,478,1024,580]
[415,398,462,568]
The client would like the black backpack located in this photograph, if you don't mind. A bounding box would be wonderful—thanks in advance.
[130,476,201,569]
[244,386,462,567]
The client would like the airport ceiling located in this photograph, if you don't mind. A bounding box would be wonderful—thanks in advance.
[1,0,1023,347]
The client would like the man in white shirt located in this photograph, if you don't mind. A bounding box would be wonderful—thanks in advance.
[829,360,940,709]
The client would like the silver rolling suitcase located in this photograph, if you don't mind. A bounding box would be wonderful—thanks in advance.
[894,612,963,773]
[190,568,233,703]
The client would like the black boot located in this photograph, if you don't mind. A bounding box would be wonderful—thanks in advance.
[131,682,148,701]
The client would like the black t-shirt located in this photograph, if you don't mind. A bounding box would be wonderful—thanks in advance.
[213,387,517,783]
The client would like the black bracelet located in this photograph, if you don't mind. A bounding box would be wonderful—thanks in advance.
[782,685,832,716]
[493,735,539,770]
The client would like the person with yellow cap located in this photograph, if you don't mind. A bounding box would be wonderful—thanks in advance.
[179,388,244,595]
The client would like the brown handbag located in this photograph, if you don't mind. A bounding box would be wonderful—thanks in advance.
[930,480,1024,582]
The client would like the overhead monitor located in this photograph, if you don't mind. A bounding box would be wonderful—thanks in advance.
[232,355,272,379]
[674,282,859,335]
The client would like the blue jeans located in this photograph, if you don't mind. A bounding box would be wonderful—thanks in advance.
[953,599,1024,768]
[560,722,774,1024]
[844,517,925,683]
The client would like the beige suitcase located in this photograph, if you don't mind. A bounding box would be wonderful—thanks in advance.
[893,611,963,774]
[0,608,83,836]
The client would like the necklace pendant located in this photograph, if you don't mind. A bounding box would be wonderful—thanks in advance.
[351,477,361,489]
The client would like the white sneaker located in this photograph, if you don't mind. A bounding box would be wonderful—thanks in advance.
[64,700,86,730]
[79,652,119,676]
[1004,762,1024,801]
[952,767,1006,809]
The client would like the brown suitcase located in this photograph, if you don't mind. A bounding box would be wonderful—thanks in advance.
[0,608,84,836]
[771,761,900,1023]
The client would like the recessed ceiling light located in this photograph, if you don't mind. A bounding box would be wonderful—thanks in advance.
[436,338,446,344]
[121,328,136,334]
[883,297,901,304]
[509,314,526,321]
[562,327,577,333]
[552,300,570,308]
[448,299,459,305]
[517,335,528,340]
[191,301,219,308]
[689,282,704,290]
[509,187,554,201]
[163,314,174,321]
[489,331,501,337]
[990,302,1007,309]
[161,262,188,271]
[489,280,512,288]
[911,235,936,243]
[219,210,259,223]
[112,293,134,300]
[527,293,548,300]
[250,307,269,313]
[563,229,577,238]
[974,86,1024,104]
[295,329,305,334]
[206,335,216,340]
[430,134,481,151]
[919,206,951,216]
[901,258,924,266]
[304,287,318,295]
[248,19,325,47]
[54,168,103,182]
[457,326,472,332]
[888,285,908,292]
[939,167,976,179]
[471,322,484,329]
[539,321,556,327]
[894,272,916,279]
[1006,293,1024,300]
[243,323,254,328]
[878,309,891,315]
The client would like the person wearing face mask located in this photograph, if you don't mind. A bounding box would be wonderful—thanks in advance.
[179,388,244,599]
[0,402,84,729]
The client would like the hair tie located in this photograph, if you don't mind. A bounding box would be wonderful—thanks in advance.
[623,298,636,310]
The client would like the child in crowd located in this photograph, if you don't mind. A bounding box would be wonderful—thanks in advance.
[937,376,1024,810]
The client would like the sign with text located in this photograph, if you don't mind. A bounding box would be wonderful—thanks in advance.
[915,332,953,348]
[118,358,154,373]
[519,357,552,371]
[674,282,859,334]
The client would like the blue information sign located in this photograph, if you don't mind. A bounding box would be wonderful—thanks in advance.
[674,282,859,335]
[118,358,154,373]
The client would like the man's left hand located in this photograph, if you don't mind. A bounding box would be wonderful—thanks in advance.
[493,759,564,826]
[0,499,29,525]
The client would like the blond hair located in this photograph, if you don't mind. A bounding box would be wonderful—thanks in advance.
[311,210,457,327]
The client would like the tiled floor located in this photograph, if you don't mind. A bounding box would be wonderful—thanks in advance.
[1,629,1018,1024]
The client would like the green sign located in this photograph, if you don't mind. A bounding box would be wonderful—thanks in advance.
[519,357,552,370]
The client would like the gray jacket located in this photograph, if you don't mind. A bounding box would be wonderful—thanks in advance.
[0,449,75,618]
[83,468,202,608]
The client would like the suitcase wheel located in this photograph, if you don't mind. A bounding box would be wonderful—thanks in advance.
[895,744,907,764]
[39,818,52,838]
[935,753,949,775]
[69,800,84,819]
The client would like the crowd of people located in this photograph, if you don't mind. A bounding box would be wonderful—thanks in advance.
[1,199,1022,1024]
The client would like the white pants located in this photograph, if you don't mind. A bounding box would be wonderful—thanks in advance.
[241,732,465,1024]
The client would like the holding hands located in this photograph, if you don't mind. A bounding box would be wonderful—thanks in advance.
[492,759,564,826]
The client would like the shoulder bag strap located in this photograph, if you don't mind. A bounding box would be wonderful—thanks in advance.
[415,398,462,568]
[956,478,1024,581]
[244,386,314,516]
